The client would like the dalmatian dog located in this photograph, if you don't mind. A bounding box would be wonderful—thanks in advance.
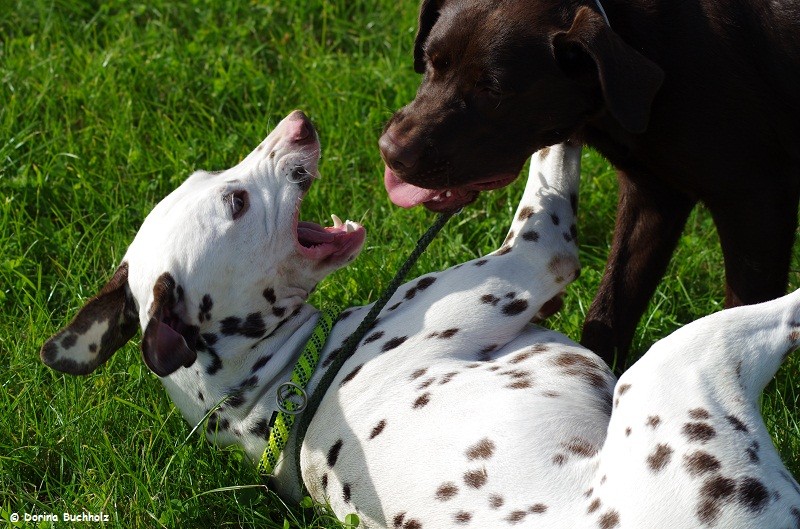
[41,111,800,528]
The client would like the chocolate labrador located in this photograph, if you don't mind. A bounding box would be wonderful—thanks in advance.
[379,0,800,367]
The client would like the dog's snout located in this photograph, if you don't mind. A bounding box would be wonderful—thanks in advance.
[379,129,422,172]
[286,110,316,144]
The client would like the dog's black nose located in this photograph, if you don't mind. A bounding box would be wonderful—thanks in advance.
[379,130,422,172]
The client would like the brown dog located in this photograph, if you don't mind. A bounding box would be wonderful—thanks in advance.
[379,0,800,367]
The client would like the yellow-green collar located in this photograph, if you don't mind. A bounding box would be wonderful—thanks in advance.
[258,307,338,477]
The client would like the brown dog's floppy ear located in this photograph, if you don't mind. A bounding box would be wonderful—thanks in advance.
[40,263,139,375]
[414,0,443,73]
[141,272,198,377]
[552,6,664,134]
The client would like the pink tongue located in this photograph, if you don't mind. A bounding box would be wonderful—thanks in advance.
[384,166,442,208]
[297,222,335,244]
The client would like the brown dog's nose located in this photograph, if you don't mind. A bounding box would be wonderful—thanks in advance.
[287,110,315,144]
[379,130,422,172]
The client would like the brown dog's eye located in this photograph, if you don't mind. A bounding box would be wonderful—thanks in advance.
[475,79,503,101]
[429,53,450,72]
[225,190,249,219]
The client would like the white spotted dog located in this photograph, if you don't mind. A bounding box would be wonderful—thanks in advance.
[39,112,799,528]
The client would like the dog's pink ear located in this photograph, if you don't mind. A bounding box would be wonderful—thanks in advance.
[553,6,664,134]
[141,273,198,377]
[40,263,139,375]
[414,0,443,73]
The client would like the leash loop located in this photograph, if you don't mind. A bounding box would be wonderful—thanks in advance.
[276,382,308,415]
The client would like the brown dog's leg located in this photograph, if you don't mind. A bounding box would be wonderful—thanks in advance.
[710,185,799,309]
[581,172,695,369]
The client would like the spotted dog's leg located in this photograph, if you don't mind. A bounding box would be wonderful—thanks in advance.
[368,143,582,362]
[584,289,800,528]
[501,142,581,259]
[498,142,582,320]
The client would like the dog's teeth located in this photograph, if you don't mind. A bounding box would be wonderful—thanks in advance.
[331,214,344,228]
[345,220,357,233]
[445,191,452,197]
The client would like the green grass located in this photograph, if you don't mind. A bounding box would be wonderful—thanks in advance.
[1,1,798,527]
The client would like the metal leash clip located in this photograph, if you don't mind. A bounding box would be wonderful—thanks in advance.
[276,381,308,415]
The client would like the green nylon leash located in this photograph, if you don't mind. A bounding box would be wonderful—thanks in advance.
[256,210,457,488]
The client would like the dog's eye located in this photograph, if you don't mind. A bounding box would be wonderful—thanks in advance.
[475,79,503,100]
[225,190,249,219]
[429,53,450,72]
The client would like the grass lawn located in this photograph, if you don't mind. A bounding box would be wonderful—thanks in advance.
[1,1,798,527]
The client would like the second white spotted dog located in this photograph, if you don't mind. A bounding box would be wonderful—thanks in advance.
[41,112,800,528]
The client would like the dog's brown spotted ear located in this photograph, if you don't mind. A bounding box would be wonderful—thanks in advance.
[414,0,443,73]
[41,263,139,375]
[141,273,198,377]
[553,6,664,134]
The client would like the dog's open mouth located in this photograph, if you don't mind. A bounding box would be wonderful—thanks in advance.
[283,123,365,267]
[295,209,366,267]
[383,166,518,212]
